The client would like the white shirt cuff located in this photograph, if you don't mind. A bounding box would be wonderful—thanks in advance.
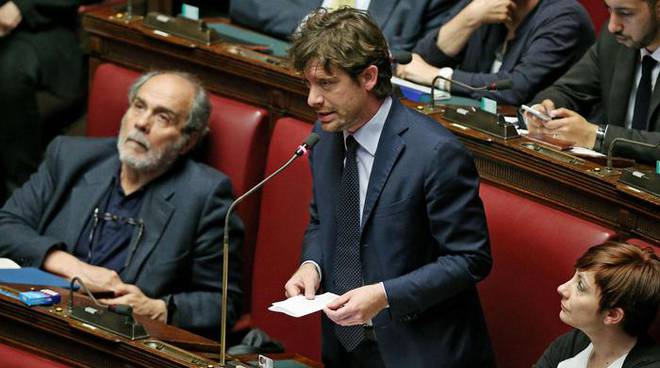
[301,260,322,282]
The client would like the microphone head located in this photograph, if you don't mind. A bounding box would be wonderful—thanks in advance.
[391,50,412,65]
[303,133,321,149]
[295,133,321,156]
[491,79,513,90]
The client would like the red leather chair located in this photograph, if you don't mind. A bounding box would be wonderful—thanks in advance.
[478,183,616,368]
[248,117,320,360]
[87,63,270,311]
[87,63,138,137]
[578,0,609,33]
[0,343,70,368]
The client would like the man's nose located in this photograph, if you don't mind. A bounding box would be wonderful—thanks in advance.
[307,86,324,108]
[607,15,622,34]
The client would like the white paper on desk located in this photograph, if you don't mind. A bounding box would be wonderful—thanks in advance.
[0,258,20,269]
[268,292,339,318]
[569,146,606,157]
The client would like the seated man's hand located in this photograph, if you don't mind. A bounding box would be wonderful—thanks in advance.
[43,250,124,292]
[523,100,556,135]
[0,2,22,36]
[100,284,167,323]
[463,0,516,26]
[396,53,437,86]
[541,107,598,149]
[323,283,388,326]
[284,262,320,299]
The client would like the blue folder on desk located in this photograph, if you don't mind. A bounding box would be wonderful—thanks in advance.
[0,267,74,289]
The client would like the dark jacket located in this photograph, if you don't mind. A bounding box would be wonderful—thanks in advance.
[533,26,660,163]
[534,329,660,368]
[415,0,595,105]
[0,137,244,339]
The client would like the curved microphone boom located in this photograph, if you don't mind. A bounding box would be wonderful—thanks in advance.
[219,132,320,366]
[430,75,512,109]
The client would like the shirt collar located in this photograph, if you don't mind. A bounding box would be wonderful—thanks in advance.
[343,96,392,156]
[640,47,660,63]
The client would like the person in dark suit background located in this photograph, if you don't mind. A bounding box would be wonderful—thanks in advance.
[0,71,243,339]
[526,0,660,164]
[0,0,86,202]
[283,8,494,367]
[395,0,595,105]
[229,0,456,52]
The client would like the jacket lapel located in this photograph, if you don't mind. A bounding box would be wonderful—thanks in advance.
[64,158,117,252]
[360,100,407,230]
[608,48,637,125]
[120,170,176,283]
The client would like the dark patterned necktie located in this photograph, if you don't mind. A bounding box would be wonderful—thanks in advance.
[632,55,657,131]
[334,135,364,352]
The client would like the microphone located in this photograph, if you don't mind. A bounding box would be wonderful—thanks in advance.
[606,137,659,171]
[391,50,412,65]
[430,75,512,109]
[219,132,320,366]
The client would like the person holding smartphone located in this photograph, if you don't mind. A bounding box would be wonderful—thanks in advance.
[525,0,660,164]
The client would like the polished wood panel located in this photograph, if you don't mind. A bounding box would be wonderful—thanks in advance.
[0,285,319,367]
[82,7,659,244]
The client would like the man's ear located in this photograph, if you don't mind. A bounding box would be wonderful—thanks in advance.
[360,65,379,92]
[603,307,625,326]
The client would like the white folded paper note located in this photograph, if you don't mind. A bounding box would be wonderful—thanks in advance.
[268,292,339,318]
[0,258,20,269]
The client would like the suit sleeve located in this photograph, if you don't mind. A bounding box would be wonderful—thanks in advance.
[229,0,316,40]
[166,177,244,337]
[532,38,602,116]
[300,135,323,267]
[452,9,595,105]
[383,139,492,318]
[0,137,67,267]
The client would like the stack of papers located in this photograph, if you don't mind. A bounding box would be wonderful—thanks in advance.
[268,292,338,318]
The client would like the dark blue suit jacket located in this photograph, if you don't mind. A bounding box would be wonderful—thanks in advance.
[415,0,595,105]
[0,136,243,339]
[302,99,494,367]
[229,0,456,51]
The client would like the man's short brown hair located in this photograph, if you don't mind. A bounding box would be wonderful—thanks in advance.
[576,241,660,336]
[288,7,393,99]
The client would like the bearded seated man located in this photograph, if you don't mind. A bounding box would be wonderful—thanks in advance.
[0,71,244,340]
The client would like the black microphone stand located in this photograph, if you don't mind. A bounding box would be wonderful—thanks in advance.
[219,133,320,366]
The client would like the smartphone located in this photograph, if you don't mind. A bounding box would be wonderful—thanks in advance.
[521,104,551,121]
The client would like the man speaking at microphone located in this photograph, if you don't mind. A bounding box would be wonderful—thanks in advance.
[283,8,494,367]
[395,0,594,105]
[0,71,243,339]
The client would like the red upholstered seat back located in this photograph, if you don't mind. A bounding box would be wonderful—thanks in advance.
[250,118,320,360]
[0,343,70,368]
[202,94,269,303]
[578,0,609,32]
[87,63,138,137]
[478,183,616,368]
[87,63,270,309]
